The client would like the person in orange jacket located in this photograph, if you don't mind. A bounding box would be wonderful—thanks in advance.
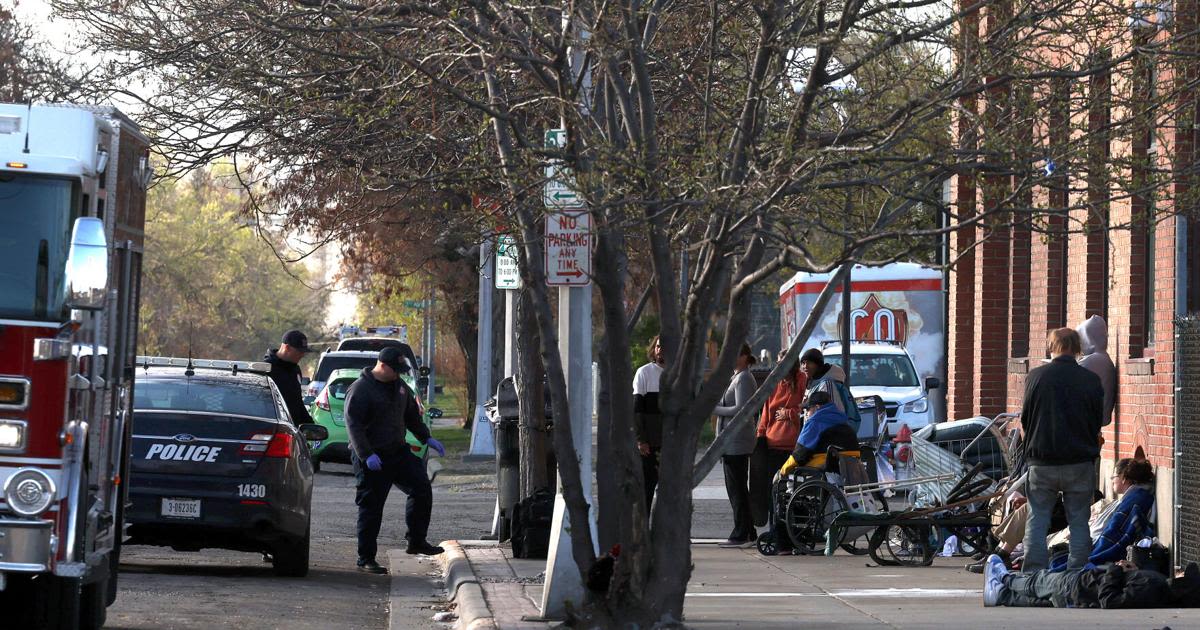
[748,350,808,547]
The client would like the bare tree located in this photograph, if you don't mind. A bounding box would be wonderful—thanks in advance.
[53,0,1196,624]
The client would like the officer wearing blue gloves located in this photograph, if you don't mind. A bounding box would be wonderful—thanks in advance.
[345,347,446,573]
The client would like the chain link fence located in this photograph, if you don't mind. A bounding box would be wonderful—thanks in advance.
[1175,316,1200,566]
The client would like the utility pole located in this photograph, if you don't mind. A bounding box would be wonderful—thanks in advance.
[541,14,596,619]
[467,238,496,460]
[427,284,437,404]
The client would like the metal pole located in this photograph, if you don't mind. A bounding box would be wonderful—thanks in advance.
[504,290,517,376]
[541,14,596,619]
[467,239,496,459]
[427,286,437,404]
[841,265,852,387]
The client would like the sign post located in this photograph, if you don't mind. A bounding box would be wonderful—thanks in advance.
[540,125,597,618]
[495,235,522,290]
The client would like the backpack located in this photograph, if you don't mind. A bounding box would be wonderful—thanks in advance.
[510,489,554,559]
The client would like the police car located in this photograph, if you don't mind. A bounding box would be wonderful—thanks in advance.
[124,357,328,577]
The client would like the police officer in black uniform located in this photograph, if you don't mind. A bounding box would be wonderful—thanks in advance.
[345,347,446,574]
[264,329,314,425]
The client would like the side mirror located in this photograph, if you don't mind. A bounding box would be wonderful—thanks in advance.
[925,377,941,391]
[427,407,443,419]
[64,217,109,310]
[299,423,329,442]
[419,366,431,377]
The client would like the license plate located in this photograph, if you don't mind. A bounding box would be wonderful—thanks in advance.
[161,498,201,519]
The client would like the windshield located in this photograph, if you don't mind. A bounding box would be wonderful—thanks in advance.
[314,356,378,382]
[825,353,919,388]
[0,173,82,320]
[336,340,418,368]
[133,378,278,419]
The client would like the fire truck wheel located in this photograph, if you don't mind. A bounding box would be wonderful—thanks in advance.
[26,574,82,629]
[80,576,108,630]
[272,525,312,577]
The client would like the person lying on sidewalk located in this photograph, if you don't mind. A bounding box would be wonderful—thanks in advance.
[983,555,1200,609]
[968,457,1153,573]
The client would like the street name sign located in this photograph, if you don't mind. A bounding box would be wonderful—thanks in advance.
[545,211,591,286]
[544,128,585,209]
[495,235,522,290]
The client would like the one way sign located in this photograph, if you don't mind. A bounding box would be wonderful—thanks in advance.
[545,211,591,286]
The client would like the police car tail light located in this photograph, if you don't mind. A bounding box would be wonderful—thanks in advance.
[264,433,293,457]
[241,433,273,455]
[240,432,293,458]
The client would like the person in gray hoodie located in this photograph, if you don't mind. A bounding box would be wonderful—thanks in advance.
[1077,315,1117,426]
[715,343,760,547]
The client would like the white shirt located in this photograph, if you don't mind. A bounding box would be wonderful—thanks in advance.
[632,362,664,395]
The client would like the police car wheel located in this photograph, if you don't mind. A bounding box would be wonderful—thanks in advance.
[272,526,311,577]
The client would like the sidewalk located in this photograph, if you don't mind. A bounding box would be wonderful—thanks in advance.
[406,541,1200,629]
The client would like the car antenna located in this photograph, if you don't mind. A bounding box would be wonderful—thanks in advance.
[22,101,31,154]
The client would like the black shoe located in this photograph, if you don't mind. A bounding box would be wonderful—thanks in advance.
[406,541,445,556]
[357,560,387,574]
[966,560,985,574]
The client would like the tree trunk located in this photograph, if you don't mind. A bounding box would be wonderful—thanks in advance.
[515,288,549,499]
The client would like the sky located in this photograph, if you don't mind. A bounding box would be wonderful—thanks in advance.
[13,0,72,51]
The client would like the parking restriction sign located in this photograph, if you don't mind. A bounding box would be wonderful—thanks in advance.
[544,212,591,286]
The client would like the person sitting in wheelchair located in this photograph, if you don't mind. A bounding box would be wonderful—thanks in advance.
[779,390,860,477]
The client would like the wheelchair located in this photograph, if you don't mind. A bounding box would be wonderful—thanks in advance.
[757,445,886,556]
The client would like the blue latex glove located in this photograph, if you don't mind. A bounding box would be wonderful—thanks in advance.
[426,438,446,457]
[365,454,383,471]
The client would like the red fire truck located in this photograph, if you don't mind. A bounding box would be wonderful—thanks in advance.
[0,104,150,628]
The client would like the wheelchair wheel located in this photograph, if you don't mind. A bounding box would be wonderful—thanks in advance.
[757,531,779,556]
[784,479,849,555]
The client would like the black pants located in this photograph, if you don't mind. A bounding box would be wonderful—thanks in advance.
[642,447,660,513]
[722,454,754,541]
[749,447,792,527]
[353,449,432,563]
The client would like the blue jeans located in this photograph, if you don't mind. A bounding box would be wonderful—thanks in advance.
[1022,461,1096,573]
[353,449,432,562]
[1002,568,1083,607]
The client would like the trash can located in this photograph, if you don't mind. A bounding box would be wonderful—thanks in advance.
[492,377,521,540]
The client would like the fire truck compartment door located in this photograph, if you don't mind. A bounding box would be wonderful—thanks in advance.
[130,412,274,478]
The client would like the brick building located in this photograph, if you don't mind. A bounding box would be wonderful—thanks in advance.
[947,3,1200,552]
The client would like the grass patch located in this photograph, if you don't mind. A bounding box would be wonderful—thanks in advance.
[433,377,470,419]
[431,424,472,456]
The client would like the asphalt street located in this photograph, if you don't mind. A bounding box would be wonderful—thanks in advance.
[107,456,733,629]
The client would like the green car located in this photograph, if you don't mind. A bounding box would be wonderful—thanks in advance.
[308,367,437,471]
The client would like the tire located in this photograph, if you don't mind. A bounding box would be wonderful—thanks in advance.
[839,532,872,556]
[756,531,779,556]
[23,573,83,629]
[312,458,322,474]
[80,576,108,630]
[869,524,934,567]
[272,526,311,577]
[784,480,848,555]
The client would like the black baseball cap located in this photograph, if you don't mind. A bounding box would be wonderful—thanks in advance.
[379,347,411,373]
[281,329,314,353]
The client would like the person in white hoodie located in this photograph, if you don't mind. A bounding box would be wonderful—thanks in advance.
[1077,316,1117,426]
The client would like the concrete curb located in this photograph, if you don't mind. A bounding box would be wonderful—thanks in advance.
[438,540,497,630]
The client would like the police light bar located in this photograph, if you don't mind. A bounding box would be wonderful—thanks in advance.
[136,356,272,375]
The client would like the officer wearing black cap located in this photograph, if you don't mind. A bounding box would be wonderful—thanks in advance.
[264,329,315,425]
[344,347,446,573]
